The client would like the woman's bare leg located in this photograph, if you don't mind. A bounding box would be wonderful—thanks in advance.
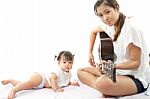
[78,67,137,97]
[77,67,101,89]
[95,75,137,96]
[6,72,43,99]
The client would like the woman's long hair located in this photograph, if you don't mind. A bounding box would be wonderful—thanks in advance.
[94,0,126,41]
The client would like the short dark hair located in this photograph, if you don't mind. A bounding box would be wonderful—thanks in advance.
[55,51,74,61]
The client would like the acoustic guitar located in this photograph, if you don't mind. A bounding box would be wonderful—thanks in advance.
[98,32,116,83]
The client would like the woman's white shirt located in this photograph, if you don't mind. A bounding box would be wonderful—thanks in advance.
[101,17,150,88]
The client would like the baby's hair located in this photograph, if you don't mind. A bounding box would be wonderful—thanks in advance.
[54,51,75,62]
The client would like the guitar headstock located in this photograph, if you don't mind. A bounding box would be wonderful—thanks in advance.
[102,60,116,83]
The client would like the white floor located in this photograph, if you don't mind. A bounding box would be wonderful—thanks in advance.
[0,72,150,99]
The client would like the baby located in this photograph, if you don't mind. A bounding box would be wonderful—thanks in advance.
[1,50,79,99]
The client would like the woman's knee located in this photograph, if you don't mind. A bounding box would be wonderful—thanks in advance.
[77,67,90,81]
[77,68,84,79]
[77,67,89,75]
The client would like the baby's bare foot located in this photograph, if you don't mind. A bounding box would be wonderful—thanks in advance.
[8,90,16,99]
[1,80,11,85]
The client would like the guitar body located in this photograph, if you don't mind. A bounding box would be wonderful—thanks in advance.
[98,32,116,83]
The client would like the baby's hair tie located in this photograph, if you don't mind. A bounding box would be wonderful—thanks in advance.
[54,55,57,61]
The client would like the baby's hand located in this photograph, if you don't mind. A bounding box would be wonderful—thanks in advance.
[70,80,80,86]
[55,87,64,92]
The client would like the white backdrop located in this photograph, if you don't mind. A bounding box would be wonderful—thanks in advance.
[0,0,150,78]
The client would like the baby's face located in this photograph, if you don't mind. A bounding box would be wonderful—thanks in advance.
[59,60,73,72]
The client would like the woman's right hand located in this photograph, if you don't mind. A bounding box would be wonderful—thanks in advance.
[88,53,96,67]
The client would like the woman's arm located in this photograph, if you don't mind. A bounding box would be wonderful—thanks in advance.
[89,26,104,66]
[115,43,141,69]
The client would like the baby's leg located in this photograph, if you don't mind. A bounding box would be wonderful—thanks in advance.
[7,72,43,99]
[1,79,21,86]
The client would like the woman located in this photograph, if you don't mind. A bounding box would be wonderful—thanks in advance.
[77,0,150,97]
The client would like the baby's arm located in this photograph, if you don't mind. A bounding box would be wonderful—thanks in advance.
[50,73,64,92]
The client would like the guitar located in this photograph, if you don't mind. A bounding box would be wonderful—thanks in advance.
[98,32,116,83]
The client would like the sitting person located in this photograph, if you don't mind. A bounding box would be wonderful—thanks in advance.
[1,50,79,99]
[77,0,150,97]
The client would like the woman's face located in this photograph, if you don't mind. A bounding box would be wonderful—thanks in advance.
[96,5,119,26]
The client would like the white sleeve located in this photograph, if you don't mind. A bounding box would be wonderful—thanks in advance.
[100,23,115,38]
[123,21,144,52]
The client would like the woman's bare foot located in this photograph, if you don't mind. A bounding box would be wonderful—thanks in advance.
[102,94,117,98]
[102,94,108,98]
[1,80,11,85]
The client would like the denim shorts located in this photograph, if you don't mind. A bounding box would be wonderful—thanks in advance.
[125,75,146,93]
